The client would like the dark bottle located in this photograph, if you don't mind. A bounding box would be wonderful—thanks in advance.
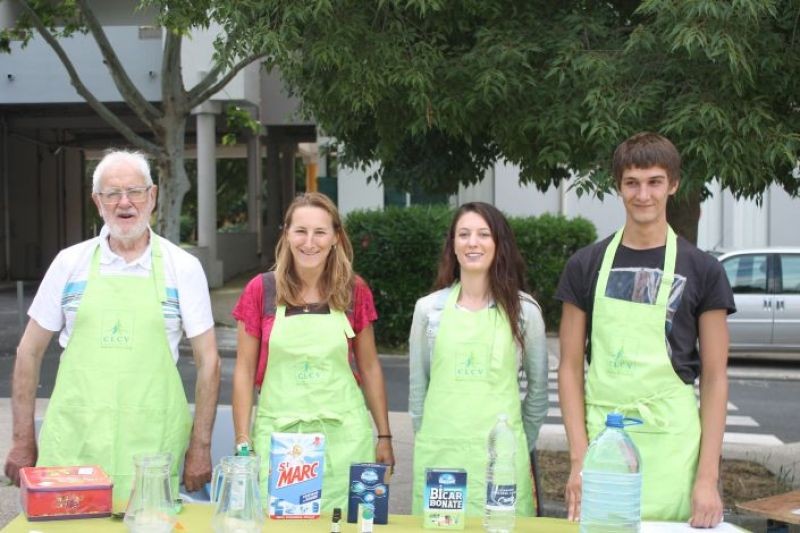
[331,507,342,533]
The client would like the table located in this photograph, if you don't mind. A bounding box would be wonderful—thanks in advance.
[736,490,800,529]
[1,505,578,532]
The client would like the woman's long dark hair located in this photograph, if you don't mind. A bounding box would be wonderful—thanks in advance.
[434,202,529,348]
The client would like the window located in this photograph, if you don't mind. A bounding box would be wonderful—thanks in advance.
[384,183,450,208]
[779,254,800,294]
[722,254,768,294]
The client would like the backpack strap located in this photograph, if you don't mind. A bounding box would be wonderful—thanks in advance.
[262,271,277,316]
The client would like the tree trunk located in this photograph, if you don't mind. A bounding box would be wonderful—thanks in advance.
[667,186,702,245]
[155,119,190,243]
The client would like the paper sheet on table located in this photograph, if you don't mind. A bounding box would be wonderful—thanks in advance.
[642,521,743,532]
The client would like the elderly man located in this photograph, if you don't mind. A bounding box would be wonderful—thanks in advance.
[4,150,220,509]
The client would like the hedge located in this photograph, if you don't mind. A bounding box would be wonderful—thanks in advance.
[345,206,596,348]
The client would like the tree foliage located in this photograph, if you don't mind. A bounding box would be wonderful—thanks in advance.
[1,0,272,242]
[267,0,800,238]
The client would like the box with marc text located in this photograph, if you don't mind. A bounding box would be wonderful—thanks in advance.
[268,432,325,519]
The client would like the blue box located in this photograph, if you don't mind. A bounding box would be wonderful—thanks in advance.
[347,463,391,525]
[268,432,325,519]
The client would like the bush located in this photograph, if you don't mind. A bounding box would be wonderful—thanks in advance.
[346,207,596,348]
[346,206,452,347]
[509,214,596,328]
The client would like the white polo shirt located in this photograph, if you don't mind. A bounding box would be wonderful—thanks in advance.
[28,226,215,363]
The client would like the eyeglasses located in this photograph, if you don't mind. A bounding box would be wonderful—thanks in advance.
[97,186,152,205]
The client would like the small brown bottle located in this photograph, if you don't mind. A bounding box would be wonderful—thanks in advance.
[331,507,342,533]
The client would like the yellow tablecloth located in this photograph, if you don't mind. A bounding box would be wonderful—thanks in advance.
[2,505,578,532]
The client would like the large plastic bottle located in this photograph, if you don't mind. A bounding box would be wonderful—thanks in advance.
[484,413,517,533]
[580,412,642,533]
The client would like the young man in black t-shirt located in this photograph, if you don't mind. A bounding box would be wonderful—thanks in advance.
[555,132,735,527]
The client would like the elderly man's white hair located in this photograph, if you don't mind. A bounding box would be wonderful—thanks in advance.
[92,150,153,192]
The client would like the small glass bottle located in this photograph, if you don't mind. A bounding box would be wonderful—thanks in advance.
[331,507,342,533]
[359,503,374,533]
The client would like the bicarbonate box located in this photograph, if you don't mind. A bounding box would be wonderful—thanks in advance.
[347,463,391,524]
[423,468,466,529]
[20,465,113,521]
[268,432,325,519]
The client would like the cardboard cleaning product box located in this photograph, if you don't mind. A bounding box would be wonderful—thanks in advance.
[347,463,391,524]
[20,465,113,521]
[423,468,467,530]
[268,432,325,519]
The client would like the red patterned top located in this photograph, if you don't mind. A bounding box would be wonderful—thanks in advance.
[232,274,378,389]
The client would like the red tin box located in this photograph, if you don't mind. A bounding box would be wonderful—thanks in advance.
[20,465,113,521]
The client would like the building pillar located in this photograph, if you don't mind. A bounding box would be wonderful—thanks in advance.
[247,129,262,254]
[262,141,296,264]
[732,195,769,249]
[193,101,223,286]
[697,179,723,251]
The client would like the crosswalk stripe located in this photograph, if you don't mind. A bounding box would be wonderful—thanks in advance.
[538,423,566,437]
[544,410,755,428]
[538,425,784,446]
[726,415,758,427]
[532,377,778,445]
[723,432,783,446]
[544,383,739,412]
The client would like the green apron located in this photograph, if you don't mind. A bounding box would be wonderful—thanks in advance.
[586,227,700,521]
[252,304,375,511]
[412,284,536,517]
[37,237,192,511]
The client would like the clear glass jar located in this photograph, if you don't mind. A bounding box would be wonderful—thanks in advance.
[124,452,176,533]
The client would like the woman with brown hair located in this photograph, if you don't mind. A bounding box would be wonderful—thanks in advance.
[409,202,548,517]
[232,192,394,511]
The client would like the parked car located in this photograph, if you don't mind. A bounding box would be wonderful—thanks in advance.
[717,248,800,359]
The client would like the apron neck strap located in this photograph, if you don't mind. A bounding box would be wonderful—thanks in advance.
[89,233,167,302]
[151,235,167,303]
[445,282,461,308]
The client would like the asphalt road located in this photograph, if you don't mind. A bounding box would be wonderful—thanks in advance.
[1,282,799,445]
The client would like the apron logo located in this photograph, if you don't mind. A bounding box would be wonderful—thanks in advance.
[101,312,134,348]
[455,353,487,380]
[295,361,324,383]
[609,348,635,374]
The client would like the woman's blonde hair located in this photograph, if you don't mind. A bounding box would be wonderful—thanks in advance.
[273,192,354,311]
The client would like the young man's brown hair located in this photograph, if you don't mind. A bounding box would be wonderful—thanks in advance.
[612,132,681,188]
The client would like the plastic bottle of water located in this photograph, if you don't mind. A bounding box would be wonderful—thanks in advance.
[580,412,642,533]
[484,413,516,533]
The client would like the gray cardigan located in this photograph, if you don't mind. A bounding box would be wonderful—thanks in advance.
[408,286,549,451]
